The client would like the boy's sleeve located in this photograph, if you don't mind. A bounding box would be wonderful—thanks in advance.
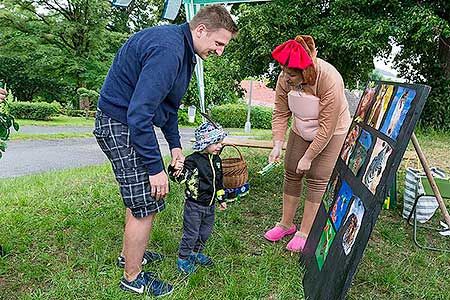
[168,155,195,184]
[216,158,226,203]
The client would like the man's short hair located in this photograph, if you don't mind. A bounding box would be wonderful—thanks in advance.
[189,4,238,38]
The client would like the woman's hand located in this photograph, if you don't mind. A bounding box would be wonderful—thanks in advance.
[296,156,312,174]
[269,141,284,163]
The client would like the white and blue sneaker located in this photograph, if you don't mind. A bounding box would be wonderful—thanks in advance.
[190,252,214,267]
[120,271,173,297]
[177,257,196,274]
[117,250,164,268]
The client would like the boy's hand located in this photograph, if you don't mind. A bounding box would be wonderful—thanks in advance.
[218,202,227,211]
[173,160,184,174]
[170,147,184,176]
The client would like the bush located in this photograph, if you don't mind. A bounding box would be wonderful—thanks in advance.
[210,104,273,129]
[66,110,96,118]
[8,101,61,120]
[182,56,244,107]
[178,107,203,126]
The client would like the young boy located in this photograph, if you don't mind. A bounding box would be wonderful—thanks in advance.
[168,121,228,274]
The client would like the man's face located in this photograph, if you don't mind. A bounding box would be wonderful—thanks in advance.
[193,25,233,60]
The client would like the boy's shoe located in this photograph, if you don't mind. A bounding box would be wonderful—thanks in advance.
[177,257,196,274]
[117,250,164,268]
[190,252,214,267]
[120,271,173,297]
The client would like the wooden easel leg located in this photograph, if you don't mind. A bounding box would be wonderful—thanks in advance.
[410,132,450,229]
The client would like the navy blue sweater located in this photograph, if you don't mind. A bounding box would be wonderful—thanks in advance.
[98,23,196,175]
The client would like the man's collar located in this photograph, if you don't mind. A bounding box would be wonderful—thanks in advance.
[181,23,196,65]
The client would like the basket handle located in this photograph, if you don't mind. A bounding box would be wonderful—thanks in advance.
[221,144,244,161]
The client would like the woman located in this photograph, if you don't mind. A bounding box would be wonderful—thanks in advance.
[263,35,351,252]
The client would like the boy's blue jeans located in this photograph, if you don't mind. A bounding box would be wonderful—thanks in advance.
[179,200,215,258]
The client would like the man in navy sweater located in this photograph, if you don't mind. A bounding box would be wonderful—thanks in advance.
[93,5,238,297]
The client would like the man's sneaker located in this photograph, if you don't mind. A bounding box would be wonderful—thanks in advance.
[117,250,164,268]
[120,271,173,297]
[177,257,196,274]
[190,252,214,267]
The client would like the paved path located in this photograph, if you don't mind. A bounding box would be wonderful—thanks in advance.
[0,127,195,179]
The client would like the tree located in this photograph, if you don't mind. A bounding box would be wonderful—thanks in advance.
[392,1,450,129]
[229,0,449,129]
[77,87,98,119]
[229,0,394,89]
[0,0,125,95]
[182,55,244,108]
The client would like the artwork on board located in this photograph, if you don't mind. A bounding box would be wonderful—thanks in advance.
[342,197,365,255]
[380,87,416,140]
[330,180,353,230]
[367,84,395,129]
[323,173,340,212]
[348,129,373,176]
[362,138,393,194]
[302,81,430,300]
[341,124,360,164]
[315,218,336,271]
[354,83,376,123]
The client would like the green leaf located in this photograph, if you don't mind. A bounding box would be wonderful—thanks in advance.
[13,121,20,132]
[0,141,6,152]
[0,126,8,140]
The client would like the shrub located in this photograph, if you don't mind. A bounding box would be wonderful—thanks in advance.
[178,107,203,126]
[8,101,61,120]
[182,56,244,107]
[210,104,273,129]
[66,110,96,118]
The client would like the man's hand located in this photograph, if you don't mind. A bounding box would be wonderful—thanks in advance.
[170,147,184,176]
[0,88,6,103]
[149,170,169,201]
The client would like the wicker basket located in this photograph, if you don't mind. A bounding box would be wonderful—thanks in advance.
[221,144,248,189]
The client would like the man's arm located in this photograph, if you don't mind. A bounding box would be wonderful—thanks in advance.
[161,112,185,172]
[127,47,181,176]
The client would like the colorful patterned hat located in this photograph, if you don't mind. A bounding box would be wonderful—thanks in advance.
[192,122,227,151]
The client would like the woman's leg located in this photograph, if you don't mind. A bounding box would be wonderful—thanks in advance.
[299,133,346,237]
[264,130,307,243]
[280,193,301,228]
[298,200,321,238]
[281,130,308,227]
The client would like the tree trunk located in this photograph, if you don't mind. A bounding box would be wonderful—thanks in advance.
[439,35,450,78]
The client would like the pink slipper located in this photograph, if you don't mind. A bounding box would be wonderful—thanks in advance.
[286,233,307,252]
[264,223,297,242]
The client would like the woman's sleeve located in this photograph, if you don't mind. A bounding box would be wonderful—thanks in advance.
[304,72,345,160]
[272,73,292,142]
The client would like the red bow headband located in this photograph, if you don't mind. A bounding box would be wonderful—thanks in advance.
[272,40,313,70]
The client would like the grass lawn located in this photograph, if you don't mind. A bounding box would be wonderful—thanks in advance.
[16,116,95,127]
[0,132,449,299]
[9,132,93,141]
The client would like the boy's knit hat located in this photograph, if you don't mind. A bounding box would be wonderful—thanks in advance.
[192,122,227,151]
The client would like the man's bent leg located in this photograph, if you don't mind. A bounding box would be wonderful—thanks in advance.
[123,212,155,281]
[120,208,132,257]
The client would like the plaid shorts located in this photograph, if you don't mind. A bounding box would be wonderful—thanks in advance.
[93,108,165,218]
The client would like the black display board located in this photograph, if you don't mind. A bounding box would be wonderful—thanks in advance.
[302,81,431,300]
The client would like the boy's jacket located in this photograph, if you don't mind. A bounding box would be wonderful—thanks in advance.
[168,152,225,206]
